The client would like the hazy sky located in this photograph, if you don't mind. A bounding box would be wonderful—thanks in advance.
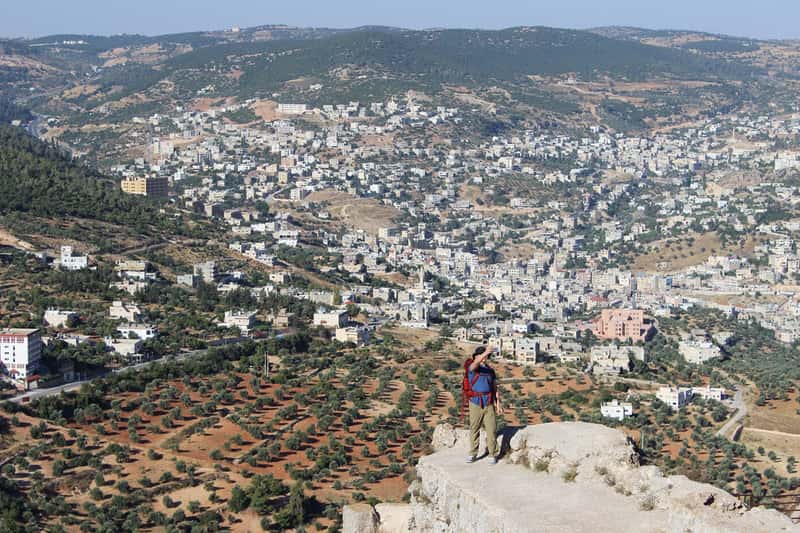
[2,0,797,40]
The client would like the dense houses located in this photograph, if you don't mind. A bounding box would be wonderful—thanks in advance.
[29,94,800,385]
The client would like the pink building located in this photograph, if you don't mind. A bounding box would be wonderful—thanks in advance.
[592,309,654,342]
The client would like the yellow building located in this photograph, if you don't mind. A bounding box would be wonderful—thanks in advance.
[121,177,169,197]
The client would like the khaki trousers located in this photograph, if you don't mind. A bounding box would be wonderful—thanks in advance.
[468,401,497,457]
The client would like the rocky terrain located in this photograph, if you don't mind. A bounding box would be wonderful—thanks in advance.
[344,422,797,532]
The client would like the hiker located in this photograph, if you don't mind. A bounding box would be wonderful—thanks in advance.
[463,344,504,464]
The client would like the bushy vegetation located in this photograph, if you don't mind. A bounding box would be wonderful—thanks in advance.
[0,100,33,124]
[159,27,759,100]
[0,126,161,226]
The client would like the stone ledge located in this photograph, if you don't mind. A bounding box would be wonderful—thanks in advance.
[344,422,798,533]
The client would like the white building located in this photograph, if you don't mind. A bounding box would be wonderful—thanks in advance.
[104,337,144,359]
[115,259,156,281]
[335,326,371,346]
[600,399,634,421]
[193,261,217,283]
[43,308,78,328]
[656,386,693,411]
[117,324,158,340]
[313,309,348,328]
[590,345,645,374]
[109,301,143,322]
[679,341,722,364]
[59,246,88,271]
[308,290,337,306]
[111,279,148,295]
[277,103,308,115]
[0,329,42,383]
[498,336,541,364]
[691,386,726,401]
[222,310,256,333]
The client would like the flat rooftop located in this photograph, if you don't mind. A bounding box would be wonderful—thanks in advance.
[0,328,40,336]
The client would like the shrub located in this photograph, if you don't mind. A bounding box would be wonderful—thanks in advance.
[562,466,578,483]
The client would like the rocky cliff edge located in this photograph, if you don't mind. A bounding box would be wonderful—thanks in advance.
[343,422,798,533]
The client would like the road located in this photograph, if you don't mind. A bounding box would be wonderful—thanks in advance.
[8,334,285,404]
[717,387,747,438]
[9,378,96,404]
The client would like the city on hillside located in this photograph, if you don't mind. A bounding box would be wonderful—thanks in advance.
[1,7,800,532]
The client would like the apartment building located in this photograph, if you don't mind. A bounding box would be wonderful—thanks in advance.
[194,261,217,283]
[313,309,349,328]
[335,326,371,346]
[592,309,654,342]
[222,310,257,333]
[590,345,645,374]
[0,328,42,382]
[656,386,693,411]
[59,246,88,271]
[679,340,722,364]
[121,176,169,197]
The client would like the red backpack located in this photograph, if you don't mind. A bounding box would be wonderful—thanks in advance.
[460,359,495,422]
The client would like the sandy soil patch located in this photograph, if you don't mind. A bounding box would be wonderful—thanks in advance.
[306,189,399,235]
[633,232,756,273]
[0,227,34,250]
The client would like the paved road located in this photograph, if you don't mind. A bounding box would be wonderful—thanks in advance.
[8,334,285,404]
[717,387,746,438]
[9,378,96,404]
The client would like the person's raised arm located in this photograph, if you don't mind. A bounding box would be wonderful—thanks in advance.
[469,347,489,372]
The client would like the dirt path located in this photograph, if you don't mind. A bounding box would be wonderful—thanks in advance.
[743,427,800,439]
[0,228,34,250]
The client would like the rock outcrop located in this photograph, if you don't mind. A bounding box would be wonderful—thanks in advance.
[344,422,798,533]
[342,503,379,533]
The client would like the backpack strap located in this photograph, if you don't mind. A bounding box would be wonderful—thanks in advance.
[460,359,473,424]
[466,365,493,408]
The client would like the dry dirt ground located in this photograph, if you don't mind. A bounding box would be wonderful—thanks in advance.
[632,232,757,273]
[741,429,800,477]
[0,227,34,250]
[305,189,400,235]
[2,348,457,530]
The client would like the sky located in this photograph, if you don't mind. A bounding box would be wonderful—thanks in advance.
[2,0,797,40]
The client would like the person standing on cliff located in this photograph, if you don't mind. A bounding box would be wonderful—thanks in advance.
[464,344,504,464]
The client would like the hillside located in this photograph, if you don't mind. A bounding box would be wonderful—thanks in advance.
[3,25,759,108]
[0,125,158,225]
[101,26,756,100]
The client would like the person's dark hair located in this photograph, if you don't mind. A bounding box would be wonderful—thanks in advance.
[473,345,487,358]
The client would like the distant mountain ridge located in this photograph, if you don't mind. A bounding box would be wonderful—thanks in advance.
[61,25,757,102]
[0,23,779,135]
